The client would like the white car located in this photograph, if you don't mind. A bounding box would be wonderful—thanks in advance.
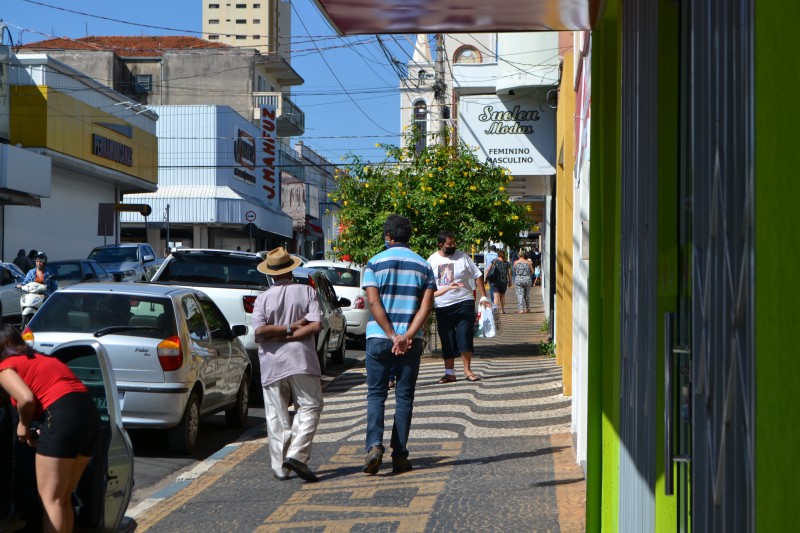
[303,260,369,345]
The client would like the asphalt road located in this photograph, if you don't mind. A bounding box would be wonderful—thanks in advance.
[129,342,367,501]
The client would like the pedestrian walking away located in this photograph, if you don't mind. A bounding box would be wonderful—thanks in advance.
[252,247,324,482]
[361,214,436,475]
[0,324,100,533]
[513,253,533,313]
[486,249,511,314]
[427,230,492,384]
[483,245,498,303]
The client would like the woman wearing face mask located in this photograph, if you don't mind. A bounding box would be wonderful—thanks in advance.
[427,230,492,384]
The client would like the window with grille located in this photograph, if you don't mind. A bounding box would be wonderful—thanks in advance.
[134,74,152,95]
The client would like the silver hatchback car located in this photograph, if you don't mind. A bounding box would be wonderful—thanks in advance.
[22,283,251,453]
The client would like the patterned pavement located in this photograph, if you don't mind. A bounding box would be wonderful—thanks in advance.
[123,289,586,532]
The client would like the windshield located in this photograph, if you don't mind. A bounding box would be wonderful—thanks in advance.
[159,253,269,288]
[88,247,139,263]
[315,267,360,287]
[29,292,176,338]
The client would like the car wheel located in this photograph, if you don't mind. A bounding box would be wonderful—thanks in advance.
[225,374,250,428]
[168,391,200,454]
[331,330,346,365]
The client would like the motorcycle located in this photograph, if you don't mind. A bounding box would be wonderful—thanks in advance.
[17,282,47,328]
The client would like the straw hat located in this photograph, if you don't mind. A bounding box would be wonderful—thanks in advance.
[257,247,302,276]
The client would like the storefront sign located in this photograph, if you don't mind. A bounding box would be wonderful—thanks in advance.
[92,134,133,167]
[259,105,280,211]
[233,128,256,184]
[458,94,556,175]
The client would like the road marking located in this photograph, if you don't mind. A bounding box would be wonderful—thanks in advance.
[254,442,461,533]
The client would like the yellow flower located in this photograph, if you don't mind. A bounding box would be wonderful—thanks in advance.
[512,215,519,220]
[415,210,419,215]
[475,239,481,244]
[438,167,443,171]
[364,183,369,188]
[526,205,532,211]
[498,186,505,191]
[463,172,468,176]
[499,231,504,236]
[439,199,445,204]
[344,200,348,206]
[469,185,476,191]
[427,186,433,191]
[375,143,380,147]
[428,173,433,177]
[402,191,407,196]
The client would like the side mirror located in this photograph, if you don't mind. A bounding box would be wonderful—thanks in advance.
[143,254,155,262]
[337,297,351,308]
[231,325,247,338]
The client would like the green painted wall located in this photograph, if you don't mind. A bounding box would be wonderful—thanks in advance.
[654,0,680,529]
[587,1,622,530]
[755,0,800,530]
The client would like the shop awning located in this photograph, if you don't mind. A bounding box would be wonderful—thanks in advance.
[312,0,603,35]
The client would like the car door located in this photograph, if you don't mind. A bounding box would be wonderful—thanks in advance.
[195,294,240,400]
[81,260,97,283]
[180,295,222,409]
[52,340,134,533]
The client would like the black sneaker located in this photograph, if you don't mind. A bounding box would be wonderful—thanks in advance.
[363,445,384,474]
[392,456,413,474]
[282,457,319,482]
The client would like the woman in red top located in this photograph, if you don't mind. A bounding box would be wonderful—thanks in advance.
[0,324,100,533]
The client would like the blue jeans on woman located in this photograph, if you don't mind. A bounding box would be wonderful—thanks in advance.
[364,337,422,459]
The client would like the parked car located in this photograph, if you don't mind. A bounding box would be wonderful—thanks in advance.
[149,249,270,395]
[88,243,164,282]
[48,259,112,288]
[3,262,26,279]
[292,266,350,371]
[303,260,369,346]
[0,340,134,532]
[21,283,251,453]
[0,262,24,322]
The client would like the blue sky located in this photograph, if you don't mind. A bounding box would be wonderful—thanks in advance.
[1,0,412,164]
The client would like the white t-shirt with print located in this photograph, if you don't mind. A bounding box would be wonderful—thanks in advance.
[427,250,482,308]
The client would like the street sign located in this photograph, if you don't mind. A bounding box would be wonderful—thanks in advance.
[245,210,256,222]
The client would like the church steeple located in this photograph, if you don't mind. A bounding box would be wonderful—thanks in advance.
[411,34,432,64]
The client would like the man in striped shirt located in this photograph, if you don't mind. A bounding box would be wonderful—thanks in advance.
[360,214,436,475]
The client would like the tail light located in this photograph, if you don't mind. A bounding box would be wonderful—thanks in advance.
[243,295,257,314]
[157,336,183,372]
[21,327,34,343]
[353,296,366,309]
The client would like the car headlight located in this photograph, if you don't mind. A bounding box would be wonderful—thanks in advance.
[116,270,136,281]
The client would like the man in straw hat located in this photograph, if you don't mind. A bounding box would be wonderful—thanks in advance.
[252,247,323,482]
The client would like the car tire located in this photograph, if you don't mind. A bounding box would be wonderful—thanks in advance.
[168,391,200,454]
[331,330,346,365]
[225,374,250,428]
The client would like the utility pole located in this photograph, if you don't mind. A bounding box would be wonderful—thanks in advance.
[433,33,448,145]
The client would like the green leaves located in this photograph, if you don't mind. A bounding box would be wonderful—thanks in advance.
[331,127,531,264]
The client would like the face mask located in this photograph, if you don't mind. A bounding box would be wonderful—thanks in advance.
[443,246,456,256]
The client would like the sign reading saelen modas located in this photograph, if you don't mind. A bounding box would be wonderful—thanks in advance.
[458,94,556,176]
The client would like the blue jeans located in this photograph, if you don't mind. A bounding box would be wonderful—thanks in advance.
[365,337,422,458]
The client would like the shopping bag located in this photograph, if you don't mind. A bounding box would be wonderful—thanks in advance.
[474,310,484,338]
[480,306,497,338]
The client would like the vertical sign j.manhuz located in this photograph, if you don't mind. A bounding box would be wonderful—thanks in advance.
[259,105,280,212]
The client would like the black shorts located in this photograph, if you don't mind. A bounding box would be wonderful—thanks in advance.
[37,392,100,458]
[488,282,507,295]
[434,300,476,358]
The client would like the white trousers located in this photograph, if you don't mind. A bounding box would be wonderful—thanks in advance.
[262,374,324,478]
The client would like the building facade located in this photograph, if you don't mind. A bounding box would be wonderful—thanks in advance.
[3,52,158,263]
[201,0,291,58]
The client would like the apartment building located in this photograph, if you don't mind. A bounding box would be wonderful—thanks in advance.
[202,0,291,58]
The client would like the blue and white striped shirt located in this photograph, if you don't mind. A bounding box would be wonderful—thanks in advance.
[362,244,436,339]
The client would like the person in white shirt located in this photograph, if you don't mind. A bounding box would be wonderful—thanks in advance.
[427,231,492,383]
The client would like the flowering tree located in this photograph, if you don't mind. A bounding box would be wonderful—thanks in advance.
[329,128,532,264]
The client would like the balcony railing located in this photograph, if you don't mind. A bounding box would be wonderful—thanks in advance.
[253,92,305,137]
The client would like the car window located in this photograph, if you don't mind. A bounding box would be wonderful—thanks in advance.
[182,296,210,342]
[62,351,111,422]
[90,262,110,281]
[52,262,81,280]
[196,295,233,340]
[28,293,175,338]
[159,253,268,287]
[88,247,137,263]
[316,267,360,287]
[0,267,14,285]
[81,261,95,280]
